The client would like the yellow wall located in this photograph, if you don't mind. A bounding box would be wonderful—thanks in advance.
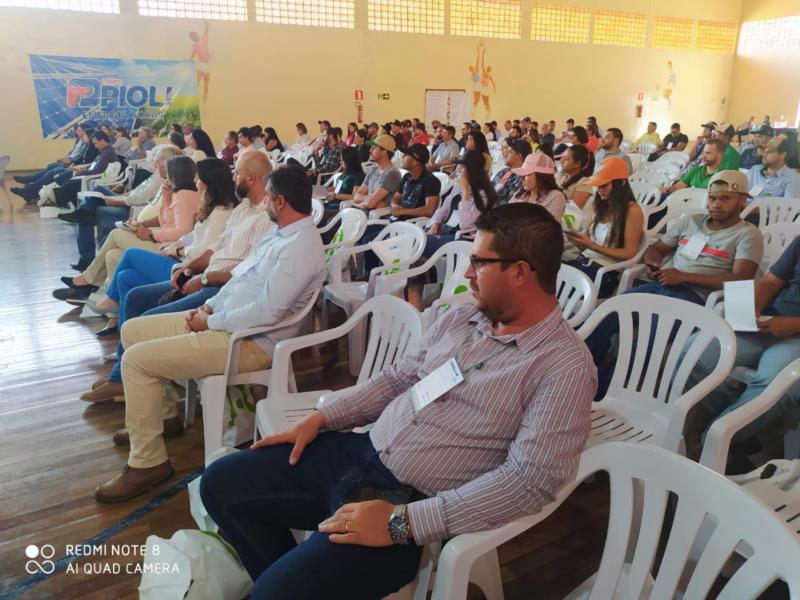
[729,0,800,128]
[1,0,741,169]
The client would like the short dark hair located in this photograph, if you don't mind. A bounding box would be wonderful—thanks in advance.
[296,122,308,134]
[671,122,680,130]
[269,165,311,214]
[706,139,726,153]
[508,138,532,158]
[567,118,575,125]
[771,139,793,155]
[168,131,186,149]
[238,126,253,141]
[475,204,563,295]
[648,121,657,128]
[92,131,110,143]
[607,127,624,144]
[444,125,456,137]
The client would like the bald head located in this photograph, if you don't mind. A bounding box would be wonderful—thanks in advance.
[235,151,273,203]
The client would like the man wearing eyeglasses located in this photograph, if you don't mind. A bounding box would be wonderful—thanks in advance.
[200,203,597,600]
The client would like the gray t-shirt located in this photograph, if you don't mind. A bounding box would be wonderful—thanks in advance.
[432,139,460,165]
[661,214,764,296]
[363,164,402,205]
[595,149,633,175]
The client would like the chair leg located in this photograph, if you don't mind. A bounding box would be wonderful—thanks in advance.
[184,379,198,426]
[200,375,228,464]
[348,316,366,377]
[469,550,504,600]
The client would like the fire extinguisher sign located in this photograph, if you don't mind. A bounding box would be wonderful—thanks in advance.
[354,89,364,101]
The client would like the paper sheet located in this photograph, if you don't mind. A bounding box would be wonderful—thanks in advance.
[723,280,758,332]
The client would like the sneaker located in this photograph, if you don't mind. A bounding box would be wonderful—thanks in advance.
[10,187,34,201]
[52,285,95,304]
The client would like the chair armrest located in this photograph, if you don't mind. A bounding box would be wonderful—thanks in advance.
[594,254,645,293]
[368,207,392,220]
[705,290,724,310]
[617,264,648,294]
[318,215,342,235]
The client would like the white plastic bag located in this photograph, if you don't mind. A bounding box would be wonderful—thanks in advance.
[188,447,240,532]
[138,530,251,600]
[370,233,414,274]
[222,384,256,448]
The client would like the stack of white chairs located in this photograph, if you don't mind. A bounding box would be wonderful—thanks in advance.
[629,180,661,219]
[741,196,800,230]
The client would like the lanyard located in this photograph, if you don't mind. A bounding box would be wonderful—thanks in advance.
[454,332,515,374]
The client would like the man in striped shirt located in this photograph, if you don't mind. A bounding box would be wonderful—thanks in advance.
[200,204,597,599]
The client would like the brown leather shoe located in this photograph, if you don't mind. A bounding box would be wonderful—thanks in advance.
[95,461,174,503]
[92,377,108,390]
[80,381,125,403]
[112,416,185,446]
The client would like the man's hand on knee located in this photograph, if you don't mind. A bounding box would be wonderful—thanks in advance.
[250,411,325,465]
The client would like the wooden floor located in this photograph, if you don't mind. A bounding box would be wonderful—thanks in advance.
[0,173,608,600]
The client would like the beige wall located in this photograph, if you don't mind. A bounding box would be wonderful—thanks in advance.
[1,0,740,169]
[729,0,800,128]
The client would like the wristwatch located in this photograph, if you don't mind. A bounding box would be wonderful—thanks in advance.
[200,273,209,286]
[388,504,411,545]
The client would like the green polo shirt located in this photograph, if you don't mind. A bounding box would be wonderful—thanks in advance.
[721,144,741,170]
[680,164,722,189]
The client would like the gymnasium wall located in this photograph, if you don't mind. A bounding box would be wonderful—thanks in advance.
[0,0,741,169]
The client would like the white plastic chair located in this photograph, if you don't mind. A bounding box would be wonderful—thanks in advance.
[576,293,736,453]
[431,441,800,599]
[319,208,368,277]
[322,222,426,375]
[556,264,598,328]
[564,443,800,599]
[311,198,324,226]
[650,187,708,233]
[185,289,320,464]
[79,161,124,192]
[741,196,800,230]
[587,234,649,297]
[629,181,661,217]
[432,171,454,201]
[636,142,658,156]
[254,295,422,438]
[701,357,800,474]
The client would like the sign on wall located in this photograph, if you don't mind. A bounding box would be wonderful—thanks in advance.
[29,54,200,139]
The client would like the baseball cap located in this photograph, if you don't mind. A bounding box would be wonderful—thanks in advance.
[367,134,397,153]
[716,122,736,137]
[750,124,775,137]
[701,121,718,130]
[584,157,630,187]
[399,143,430,165]
[765,137,790,153]
[708,170,750,197]
[318,120,330,127]
[511,151,555,176]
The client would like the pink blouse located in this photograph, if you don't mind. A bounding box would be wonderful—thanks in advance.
[430,189,487,233]
[153,189,202,243]
[511,188,566,222]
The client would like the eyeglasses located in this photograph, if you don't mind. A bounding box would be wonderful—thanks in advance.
[469,254,529,270]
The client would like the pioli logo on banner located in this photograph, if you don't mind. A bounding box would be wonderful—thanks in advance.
[66,79,174,109]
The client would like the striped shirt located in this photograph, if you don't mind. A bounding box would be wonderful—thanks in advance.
[318,303,596,545]
[206,196,274,273]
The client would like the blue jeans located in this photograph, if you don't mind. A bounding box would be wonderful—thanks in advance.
[75,187,129,263]
[200,432,423,600]
[584,282,705,399]
[691,332,800,439]
[107,248,178,304]
[107,282,220,382]
[22,163,67,194]
[422,233,456,259]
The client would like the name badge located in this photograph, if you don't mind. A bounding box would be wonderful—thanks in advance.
[680,233,709,260]
[409,358,464,413]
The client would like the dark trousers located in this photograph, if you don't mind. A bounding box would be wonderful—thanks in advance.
[200,432,423,600]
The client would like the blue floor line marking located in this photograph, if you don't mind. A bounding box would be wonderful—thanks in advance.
[0,468,204,600]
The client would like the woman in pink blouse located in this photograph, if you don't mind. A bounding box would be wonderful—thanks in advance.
[510,151,567,222]
[424,150,498,258]
[64,155,202,291]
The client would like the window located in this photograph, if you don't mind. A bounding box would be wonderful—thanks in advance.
[368,0,444,34]
[530,2,590,44]
[450,0,520,39]
[592,9,647,48]
[0,0,118,12]
[738,16,800,56]
[137,0,247,21]
[256,0,354,28]
[652,16,693,50]
[696,20,738,54]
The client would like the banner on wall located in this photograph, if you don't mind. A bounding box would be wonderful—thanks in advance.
[29,54,200,140]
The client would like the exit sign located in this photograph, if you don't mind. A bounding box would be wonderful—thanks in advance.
[377,92,391,100]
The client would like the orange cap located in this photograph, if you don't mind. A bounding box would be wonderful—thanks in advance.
[584,157,630,187]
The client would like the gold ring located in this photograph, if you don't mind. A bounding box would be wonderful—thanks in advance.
[345,520,350,533]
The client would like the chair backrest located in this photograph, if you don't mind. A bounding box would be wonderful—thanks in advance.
[368,222,427,293]
[578,442,800,600]
[556,264,598,328]
[310,198,324,226]
[627,153,647,174]
[629,170,671,189]
[577,293,736,451]
[356,296,424,384]
[762,222,800,266]
[741,196,800,229]
[329,171,344,193]
[0,155,9,181]
[654,187,708,232]
[322,207,368,264]
[637,142,658,155]
[629,181,661,214]
[432,171,454,200]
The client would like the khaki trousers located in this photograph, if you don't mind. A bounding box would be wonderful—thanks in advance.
[121,311,271,468]
[82,228,160,286]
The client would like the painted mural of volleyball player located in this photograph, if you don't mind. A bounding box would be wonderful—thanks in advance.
[478,41,496,117]
[468,44,482,109]
[187,22,211,102]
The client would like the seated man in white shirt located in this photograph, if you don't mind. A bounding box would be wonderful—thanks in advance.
[94,165,328,503]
